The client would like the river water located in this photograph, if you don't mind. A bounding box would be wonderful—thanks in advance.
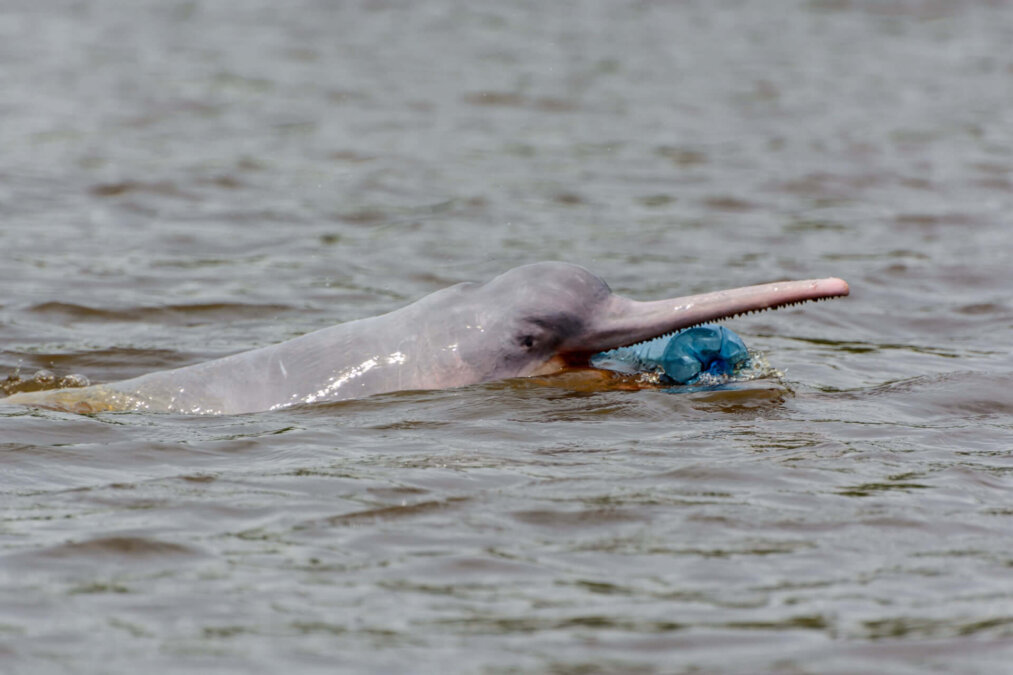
[2,1,1012,672]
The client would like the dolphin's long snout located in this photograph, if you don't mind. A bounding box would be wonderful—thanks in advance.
[574,277,850,354]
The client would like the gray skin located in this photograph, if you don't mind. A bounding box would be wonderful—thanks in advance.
[3,262,849,415]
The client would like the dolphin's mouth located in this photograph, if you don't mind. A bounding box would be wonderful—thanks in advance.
[565,277,850,362]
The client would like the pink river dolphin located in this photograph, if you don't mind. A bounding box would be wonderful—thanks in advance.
[3,262,848,414]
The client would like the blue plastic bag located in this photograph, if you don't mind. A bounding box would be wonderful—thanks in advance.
[590,325,750,385]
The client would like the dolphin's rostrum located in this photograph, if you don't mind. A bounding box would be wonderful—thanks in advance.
[3,262,849,414]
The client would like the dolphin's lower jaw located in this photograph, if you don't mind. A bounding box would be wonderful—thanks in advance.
[2,264,849,414]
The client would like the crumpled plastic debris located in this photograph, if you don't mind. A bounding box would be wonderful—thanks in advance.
[590,324,750,385]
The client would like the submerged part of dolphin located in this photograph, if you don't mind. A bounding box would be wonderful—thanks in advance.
[2,262,849,415]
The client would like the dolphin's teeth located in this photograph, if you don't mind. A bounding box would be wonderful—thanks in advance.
[608,290,840,353]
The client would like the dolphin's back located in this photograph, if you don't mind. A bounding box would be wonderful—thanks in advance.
[3,285,480,415]
[5,317,407,414]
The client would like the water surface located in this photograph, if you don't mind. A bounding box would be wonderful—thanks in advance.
[2,1,1012,672]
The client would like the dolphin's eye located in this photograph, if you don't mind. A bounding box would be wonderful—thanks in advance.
[518,334,536,349]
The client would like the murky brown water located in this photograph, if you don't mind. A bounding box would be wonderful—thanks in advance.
[2,0,1012,672]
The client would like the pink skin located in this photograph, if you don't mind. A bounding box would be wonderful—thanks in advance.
[2,264,849,415]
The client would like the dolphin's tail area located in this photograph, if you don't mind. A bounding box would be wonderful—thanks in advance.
[3,386,142,414]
